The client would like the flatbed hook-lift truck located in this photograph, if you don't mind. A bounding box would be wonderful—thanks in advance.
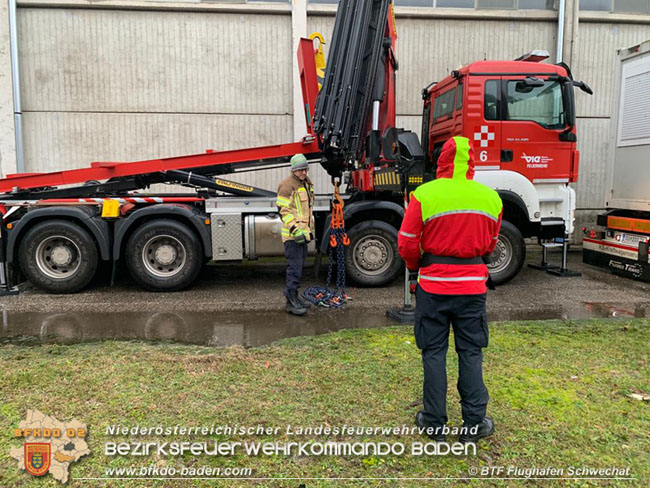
[0,0,584,297]
[0,0,425,295]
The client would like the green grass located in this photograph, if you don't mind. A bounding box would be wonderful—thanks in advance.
[1,319,648,487]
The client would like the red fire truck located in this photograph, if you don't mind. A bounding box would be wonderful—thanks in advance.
[422,53,591,282]
[0,0,590,294]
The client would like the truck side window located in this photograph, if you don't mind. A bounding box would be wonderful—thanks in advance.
[505,80,564,129]
[484,80,499,120]
[456,83,463,111]
[433,88,455,122]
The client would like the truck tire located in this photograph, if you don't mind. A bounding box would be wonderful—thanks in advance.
[345,220,403,287]
[18,220,99,294]
[487,220,525,285]
[125,219,202,292]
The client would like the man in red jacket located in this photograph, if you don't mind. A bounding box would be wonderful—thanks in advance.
[398,136,502,443]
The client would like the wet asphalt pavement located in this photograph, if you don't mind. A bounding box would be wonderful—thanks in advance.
[1,248,649,347]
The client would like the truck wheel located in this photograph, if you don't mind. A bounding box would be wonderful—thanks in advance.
[345,220,403,287]
[487,220,525,285]
[18,220,99,294]
[126,219,202,292]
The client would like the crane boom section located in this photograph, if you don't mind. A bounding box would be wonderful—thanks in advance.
[313,0,396,175]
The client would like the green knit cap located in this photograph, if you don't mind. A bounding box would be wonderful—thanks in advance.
[290,154,308,171]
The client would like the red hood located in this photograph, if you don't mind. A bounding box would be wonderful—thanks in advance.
[437,136,475,180]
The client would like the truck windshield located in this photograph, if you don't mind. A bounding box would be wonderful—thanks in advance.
[505,80,565,129]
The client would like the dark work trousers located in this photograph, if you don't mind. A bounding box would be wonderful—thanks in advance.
[414,286,489,427]
[284,240,308,297]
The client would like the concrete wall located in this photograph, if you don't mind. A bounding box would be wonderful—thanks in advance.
[16,5,300,191]
[1,1,649,238]
[0,3,17,178]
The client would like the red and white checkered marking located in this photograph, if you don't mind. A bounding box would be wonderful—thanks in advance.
[78,197,164,204]
[473,125,495,148]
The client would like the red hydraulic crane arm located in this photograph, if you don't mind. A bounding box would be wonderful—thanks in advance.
[379,4,398,142]
[298,37,320,135]
[0,139,321,195]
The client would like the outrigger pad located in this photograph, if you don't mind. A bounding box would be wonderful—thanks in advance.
[386,306,415,324]
[546,268,582,277]
[528,263,560,271]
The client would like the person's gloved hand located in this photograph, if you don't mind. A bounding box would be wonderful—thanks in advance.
[293,228,308,245]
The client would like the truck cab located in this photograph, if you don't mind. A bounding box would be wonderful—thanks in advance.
[422,53,584,282]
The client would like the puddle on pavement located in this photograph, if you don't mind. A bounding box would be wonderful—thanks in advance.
[0,302,647,347]
[489,302,648,322]
[0,309,396,347]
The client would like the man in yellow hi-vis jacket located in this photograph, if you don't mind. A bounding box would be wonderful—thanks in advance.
[276,154,315,316]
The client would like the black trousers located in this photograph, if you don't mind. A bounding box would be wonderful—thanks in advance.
[284,240,308,296]
[414,286,489,427]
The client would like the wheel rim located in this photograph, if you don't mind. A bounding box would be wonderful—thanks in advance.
[35,236,82,279]
[352,234,393,276]
[488,234,513,274]
[142,235,187,278]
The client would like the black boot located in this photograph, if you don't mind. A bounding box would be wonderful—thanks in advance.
[459,416,494,443]
[286,291,307,316]
[296,290,312,309]
[415,411,446,442]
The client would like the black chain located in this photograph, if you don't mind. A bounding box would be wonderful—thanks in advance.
[302,216,349,309]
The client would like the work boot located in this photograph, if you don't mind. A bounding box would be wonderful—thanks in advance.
[415,411,446,442]
[286,291,307,316]
[296,290,312,309]
[459,416,495,443]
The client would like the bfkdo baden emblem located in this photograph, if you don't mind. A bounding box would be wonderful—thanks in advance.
[25,443,51,476]
[11,410,91,483]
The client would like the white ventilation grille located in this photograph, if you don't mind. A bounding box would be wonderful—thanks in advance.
[618,53,650,147]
